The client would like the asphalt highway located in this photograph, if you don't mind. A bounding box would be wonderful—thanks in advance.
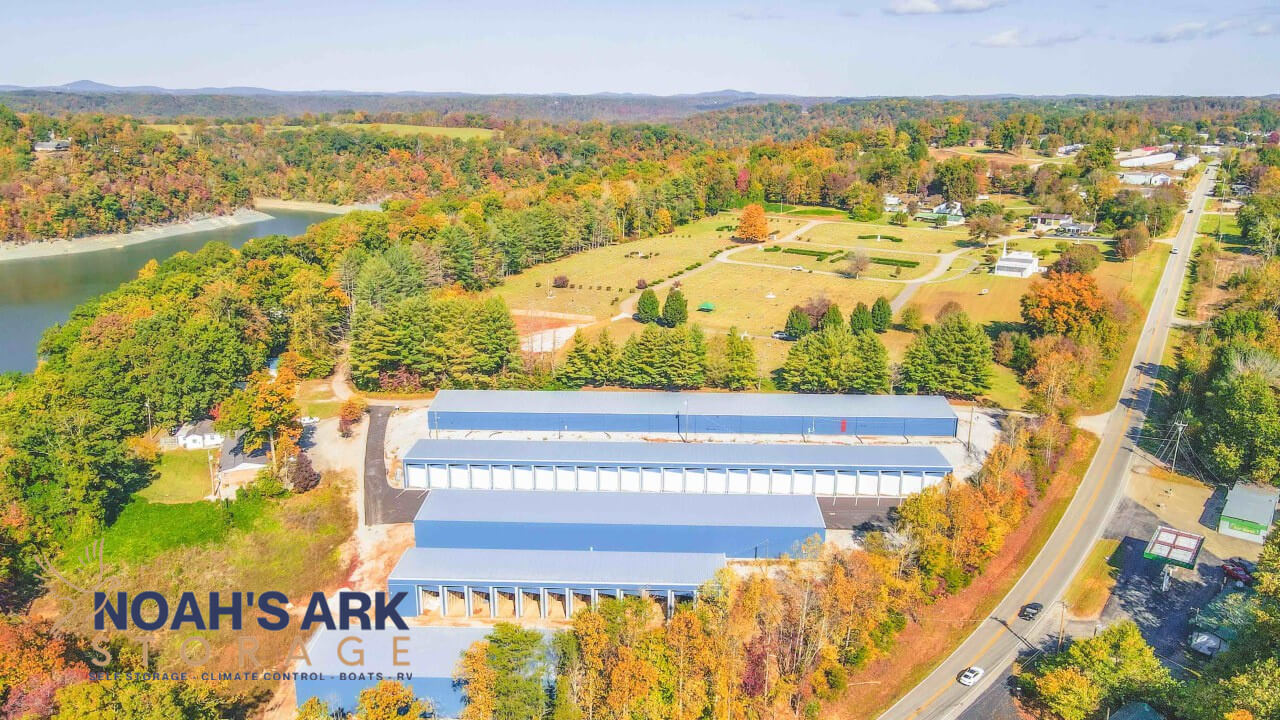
[879,163,1218,720]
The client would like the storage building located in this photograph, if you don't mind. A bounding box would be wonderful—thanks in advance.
[295,626,511,718]
[401,438,953,497]
[388,547,726,619]
[1218,483,1279,544]
[426,390,958,438]
[414,489,825,557]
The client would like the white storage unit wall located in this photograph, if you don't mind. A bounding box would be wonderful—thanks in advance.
[404,440,953,499]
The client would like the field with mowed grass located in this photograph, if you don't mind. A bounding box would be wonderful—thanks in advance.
[1198,212,1241,243]
[137,449,215,504]
[334,122,496,139]
[802,220,971,254]
[492,214,740,319]
[667,262,900,337]
[733,243,935,281]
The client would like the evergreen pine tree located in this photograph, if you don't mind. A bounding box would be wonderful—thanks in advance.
[898,310,993,397]
[785,306,812,338]
[662,288,689,326]
[592,330,621,386]
[710,328,759,390]
[349,308,400,390]
[778,327,889,393]
[871,296,892,333]
[850,302,873,333]
[636,289,661,324]
[820,304,845,331]
[557,331,596,388]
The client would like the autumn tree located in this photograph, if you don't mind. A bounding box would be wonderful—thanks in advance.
[338,396,368,437]
[968,214,1010,243]
[215,367,302,470]
[358,680,433,720]
[1115,223,1151,260]
[736,204,769,242]
[1050,244,1103,274]
[1020,271,1106,337]
[842,251,871,279]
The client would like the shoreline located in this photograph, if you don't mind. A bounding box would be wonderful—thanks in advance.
[0,208,275,264]
[253,197,382,214]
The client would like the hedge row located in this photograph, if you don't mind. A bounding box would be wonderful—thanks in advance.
[871,256,920,268]
[857,234,904,242]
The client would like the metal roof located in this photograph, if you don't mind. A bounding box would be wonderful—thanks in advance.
[1222,483,1279,526]
[390,547,726,587]
[1144,526,1204,567]
[429,390,957,420]
[416,489,825,528]
[404,438,953,471]
[304,626,494,675]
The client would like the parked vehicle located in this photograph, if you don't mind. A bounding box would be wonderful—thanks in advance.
[1222,562,1254,584]
[1018,602,1044,621]
[958,667,985,686]
[1228,557,1258,573]
[771,330,795,341]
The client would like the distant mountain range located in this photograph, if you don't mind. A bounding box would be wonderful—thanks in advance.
[0,81,839,122]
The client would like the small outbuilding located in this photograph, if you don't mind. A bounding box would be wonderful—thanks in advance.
[1218,483,1279,544]
[993,250,1041,278]
[413,489,825,557]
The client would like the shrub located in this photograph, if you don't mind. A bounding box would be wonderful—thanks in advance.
[870,256,920,268]
[552,275,569,288]
[857,234,903,242]
[292,452,321,493]
[636,278,648,289]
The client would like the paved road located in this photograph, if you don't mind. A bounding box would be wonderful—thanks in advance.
[363,406,426,525]
[880,164,1217,720]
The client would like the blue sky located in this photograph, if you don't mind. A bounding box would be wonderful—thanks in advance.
[2,0,1277,96]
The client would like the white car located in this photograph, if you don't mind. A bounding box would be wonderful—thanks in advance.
[790,265,804,271]
[958,667,985,686]
[300,415,320,426]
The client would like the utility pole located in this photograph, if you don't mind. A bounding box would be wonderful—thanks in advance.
[1057,600,1069,651]
[966,402,976,452]
[1170,419,1187,474]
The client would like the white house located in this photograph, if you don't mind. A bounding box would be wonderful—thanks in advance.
[1118,152,1177,168]
[1056,143,1084,157]
[1028,213,1073,230]
[1199,144,1222,155]
[176,419,225,450]
[1120,172,1172,187]
[932,200,963,216]
[1172,155,1201,171]
[883,193,904,212]
[993,250,1041,278]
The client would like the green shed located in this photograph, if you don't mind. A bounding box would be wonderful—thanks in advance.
[697,302,715,312]
[1219,483,1279,544]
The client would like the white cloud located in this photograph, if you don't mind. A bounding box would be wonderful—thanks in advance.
[975,28,1085,47]
[885,0,1005,15]
[1253,21,1277,35]
[730,10,785,21]
[1139,20,1236,43]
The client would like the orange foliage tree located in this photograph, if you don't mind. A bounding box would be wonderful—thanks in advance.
[736,204,769,242]
[1019,271,1105,337]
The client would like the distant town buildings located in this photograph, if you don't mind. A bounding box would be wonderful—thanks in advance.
[1120,171,1172,187]
[33,131,71,152]
[1118,152,1176,168]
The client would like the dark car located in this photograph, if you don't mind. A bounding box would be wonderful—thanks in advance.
[1018,602,1044,621]
[1222,563,1255,584]
[1228,557,1258,574]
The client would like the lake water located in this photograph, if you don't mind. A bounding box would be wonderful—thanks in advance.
[0,209,334,373]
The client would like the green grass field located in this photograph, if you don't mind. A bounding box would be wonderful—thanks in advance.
[670,262,900,338]
[298,379,342,420]
[492,214,739,319]
[1198,212,1241,243]
[138,449,215,504]
[1064,539,1122,617]
[802,220,971,254]
[733,243,935,281]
